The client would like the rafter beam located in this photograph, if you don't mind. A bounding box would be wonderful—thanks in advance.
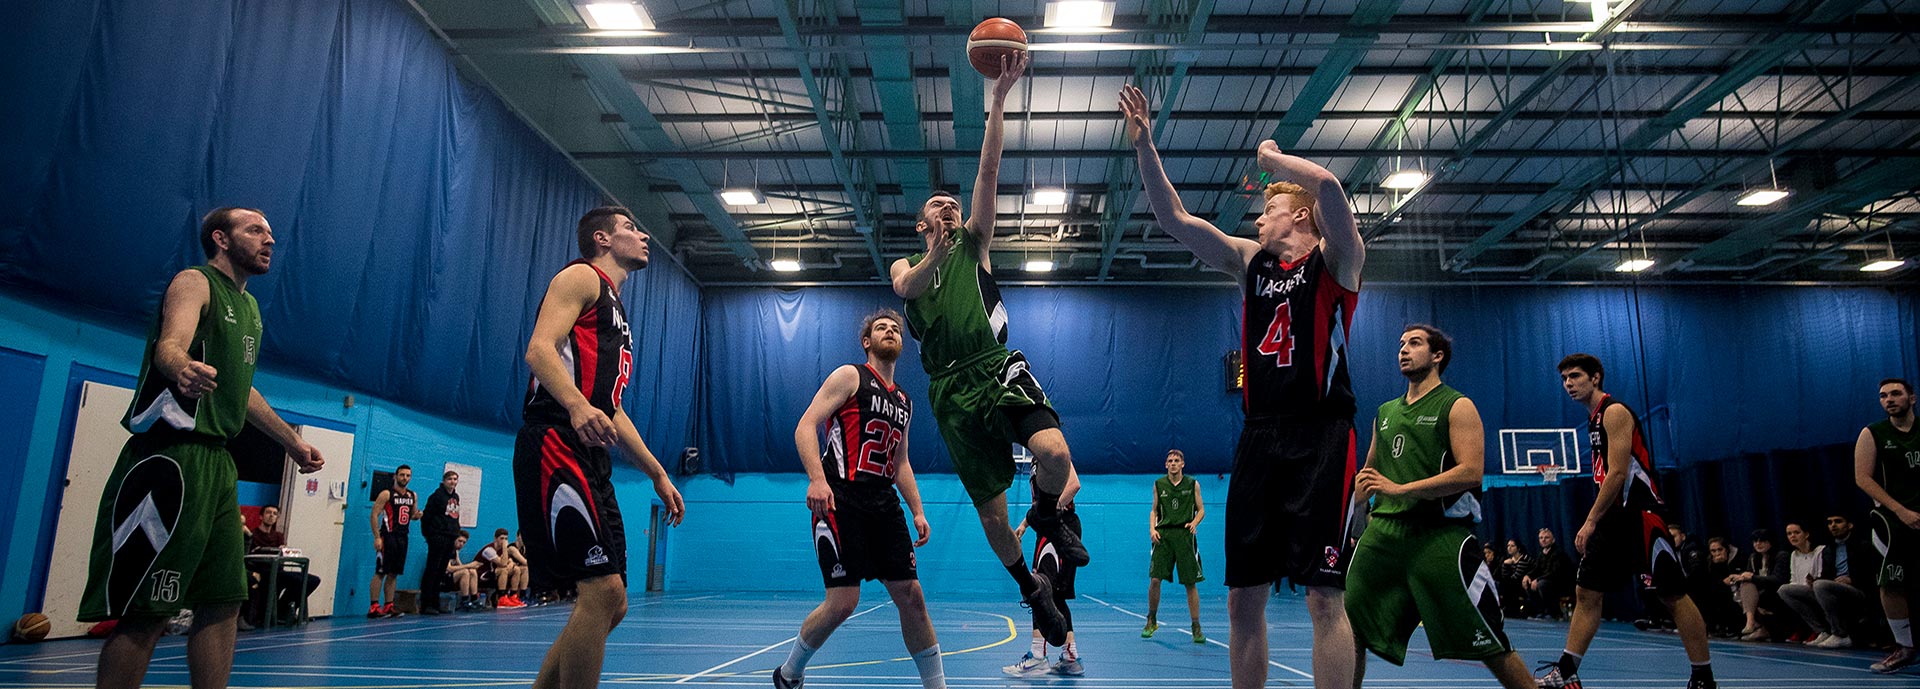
[1098,0,1217,280]
[610,64,1920,81]
[772,0,884,276]
[1681,157,1920,265]
[1343,0,1498,198]
[571,147,1920,161]
[859,0,934,237]
[613,109,1920,125]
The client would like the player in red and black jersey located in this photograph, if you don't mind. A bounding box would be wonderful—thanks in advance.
[774,310,945,689]
[1537,354,1715,689]
[367,464,417,618]
[1122,85,1365,689]
[513,206,686,689]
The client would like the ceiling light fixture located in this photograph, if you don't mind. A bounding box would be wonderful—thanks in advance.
[1381,170,1427,190]
[1613,258,1656,272]
[1862,259,1906,272]
[1043,2,1116,29]
[579,2,653,30]
[720,189,763,206]
[1024,259,1056,272]
[769,259,802,272]
[1735,189,1790,206]
[1030,189,1069,206]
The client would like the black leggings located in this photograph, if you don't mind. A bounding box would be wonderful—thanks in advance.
[1056,597,1073,632]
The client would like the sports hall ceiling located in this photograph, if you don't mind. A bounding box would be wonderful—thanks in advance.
[407,0,1920,285]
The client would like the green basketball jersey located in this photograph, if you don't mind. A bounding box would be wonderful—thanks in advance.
[1155,475,1197,528]
[124,265,262,441]
[903,231,1009,375]
[1870,420,1920,509]
[1370,384,1480,524]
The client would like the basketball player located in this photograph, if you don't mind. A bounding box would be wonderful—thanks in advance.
[1536,354,1714,689]
[890,51,1077,645]
[1855,378,1919,673]
[1346,325,1531,688]
[1005,467,1085,677]
[1143,449,1205,643]
[368,464,417,618]
[79,207,325,689]
[774,310,944,689]
[515,206,687,689]
[1121,84,1365,689]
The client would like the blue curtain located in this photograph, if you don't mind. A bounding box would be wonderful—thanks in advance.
[0,0,703,447]
[700,284,1918,475]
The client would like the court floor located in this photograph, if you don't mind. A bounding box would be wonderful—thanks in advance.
[1,591,1913,688]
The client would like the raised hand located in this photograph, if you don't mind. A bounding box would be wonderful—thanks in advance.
[1119,84,1152,148]
[990,51,1030,100]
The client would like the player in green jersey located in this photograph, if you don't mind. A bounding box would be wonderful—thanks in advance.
[1347,325,1532,689]
[888,50,1078,645]
[1857,377,1920,673]
[80,208,324,689]
[1143,449,1205,642]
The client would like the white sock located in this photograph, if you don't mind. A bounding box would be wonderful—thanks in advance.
[781,638,818,679]
[1029,635,1046,657]
[911,645,945,689]
[1064,640,1079,660]
[1892,618,1913,647]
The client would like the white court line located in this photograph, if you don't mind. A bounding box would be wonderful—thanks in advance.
[1080,594,1316,680]
[672,603,890,684]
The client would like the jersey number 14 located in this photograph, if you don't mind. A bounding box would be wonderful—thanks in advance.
[1255,302,1295,367]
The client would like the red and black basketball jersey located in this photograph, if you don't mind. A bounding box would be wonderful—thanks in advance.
[525,261,634,426]
[823,364,912,486]
[1589,394,1663,510]
[381,488,415,535]
[1242,248,1358,419]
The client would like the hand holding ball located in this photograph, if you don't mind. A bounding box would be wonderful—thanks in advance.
[967,18,1027,79]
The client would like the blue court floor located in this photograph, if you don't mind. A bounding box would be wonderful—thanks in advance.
[1,591,1914,688]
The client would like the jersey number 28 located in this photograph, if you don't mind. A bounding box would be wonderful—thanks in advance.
[1255,302,1295,366]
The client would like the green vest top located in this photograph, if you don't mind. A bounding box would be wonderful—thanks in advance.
[124,265,262,441]
[1870,419,1920,509]
[903,231,1009,375]
[1155,475,1198,528]
[1371,384,1481,524]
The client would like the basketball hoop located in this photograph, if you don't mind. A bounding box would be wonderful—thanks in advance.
[1535,465,1564,484]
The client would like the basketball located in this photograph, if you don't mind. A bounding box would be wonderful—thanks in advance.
[12,613,50,643]
[966,18,1027,78]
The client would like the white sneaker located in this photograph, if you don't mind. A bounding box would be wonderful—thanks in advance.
[1049,656,1085,676]
[1808,632,1833,646]
[1814,634,1852,649]
[1003,653,1050,677]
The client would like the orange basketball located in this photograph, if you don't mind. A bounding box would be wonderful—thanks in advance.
[966,18,1027,78]
[13,613,50,643]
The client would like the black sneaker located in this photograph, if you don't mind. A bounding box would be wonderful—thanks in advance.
[1023,571,1069,646]
[1872,646,1918,674]
[1686,676,1718,689]
[1026,508,1090,566]
[772,665,802,689]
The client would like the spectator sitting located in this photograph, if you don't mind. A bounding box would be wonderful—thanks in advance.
[1780,514,1882,649]
[1731,528,1791,641]
[443,531,483,611]
[1779,522,1829,643]
[243,506,320,627]
[1524,527,1575,620]
[1703,537,1748,636]
[1497,538,1533,618]
[507,530,539,605]
[474,528,527,608]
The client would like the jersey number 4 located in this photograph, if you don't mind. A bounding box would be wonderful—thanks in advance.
[1255,302,1295,366]
[854,419,903,478]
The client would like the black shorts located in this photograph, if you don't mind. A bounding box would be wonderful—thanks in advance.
[1871,507,1919,589]
[376,533,408,576]
[514,424,626,588]
[1034,510,1081,598]
[1575,507,1685,594]
[815,484,917,587]
[1225,416,1358,589]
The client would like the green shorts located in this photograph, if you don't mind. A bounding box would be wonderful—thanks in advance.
[79,434,247,621]
[1150,527,1204,584]
[1345,517,1510,665]
[927,349,1059,505]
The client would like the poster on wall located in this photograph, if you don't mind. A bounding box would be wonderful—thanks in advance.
[444,461,482,529]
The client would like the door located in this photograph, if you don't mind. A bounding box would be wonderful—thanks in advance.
[42,381,135,638]
[278,425,353,618]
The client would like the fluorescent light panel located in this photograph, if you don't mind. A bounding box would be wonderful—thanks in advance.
[1030,189,1069,206]
[580,2,653,30]
[769,259,802,272]
[1043,1,1115,28]
[1862,259,1906,272]
[1614,258,1656,272]
[1736,189,1790,206]
[1381,170,1427,190]
[1024,260,1056,272]
[720,189,762,205]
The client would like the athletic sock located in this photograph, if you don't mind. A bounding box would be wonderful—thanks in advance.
[1558,650,1583,674]
[1029,635,1046,657]
[1891,618,1913,647]
[1064,640,1079,661]
[781,638,818,679]
[911,645,946,689]
[1690,661,1712,681]
[1006,557,1038,598]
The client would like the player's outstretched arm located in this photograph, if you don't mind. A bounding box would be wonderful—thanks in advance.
[1121,84,1258,275]
[795,365,860,515]
[612,409,684,525]
[894,424,931,546]
[969,51,1030,256]
[526,265,618,447]
[1256,141,1363,290]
